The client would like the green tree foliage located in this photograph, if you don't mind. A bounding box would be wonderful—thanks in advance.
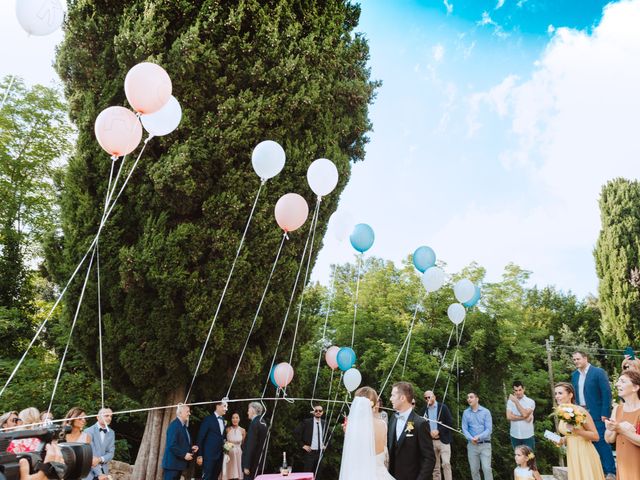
[0,76,72,357]
[594,178,640,346]
[53,0,377,406]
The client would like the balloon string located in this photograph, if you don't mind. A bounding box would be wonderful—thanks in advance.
[225,232,287,399]
[0,140,146,399]
[350,253,364,348]
[378,305,419,397]
[186,180,266,401]
[311,262,338,407]
[47,245,97,414]
[432,324,457,392]
[401,303,421,379]
[258,205,319,400]
[0,74,16,110]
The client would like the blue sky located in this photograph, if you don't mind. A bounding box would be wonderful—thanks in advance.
[2,0,640,298]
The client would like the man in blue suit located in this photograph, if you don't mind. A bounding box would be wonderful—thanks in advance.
[162,404,198,480]
[196,401,228,480]
[571,351,616,480]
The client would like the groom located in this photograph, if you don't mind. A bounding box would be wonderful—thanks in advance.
[388,382,436,480]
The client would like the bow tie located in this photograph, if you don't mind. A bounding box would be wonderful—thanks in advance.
[217,416,224,420]
[99,428,107,433]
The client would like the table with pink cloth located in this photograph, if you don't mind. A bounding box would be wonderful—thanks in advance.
[254,473,314,480]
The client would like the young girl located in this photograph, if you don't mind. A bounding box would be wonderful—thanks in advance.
[514,445,542,480]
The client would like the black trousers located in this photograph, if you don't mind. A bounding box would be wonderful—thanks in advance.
[303,449,321,474]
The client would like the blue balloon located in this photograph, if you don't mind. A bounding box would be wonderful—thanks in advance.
[463,286,481,308]
[269,365,278,387]
[413,246,436,273]
[350,224,375,253]
[337,347,357,371]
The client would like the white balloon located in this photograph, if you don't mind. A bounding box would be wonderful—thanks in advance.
[16,0,64,36]
[140,96,182,137]
[252,140,285,180]
[307,158,338,197]
[343,368,362,392]
[422,266,445,293]
[329,211,353,242]
[454,278,475,304]
[447,303,466,325]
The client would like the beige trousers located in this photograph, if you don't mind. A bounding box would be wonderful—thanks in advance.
[432,439,452,480]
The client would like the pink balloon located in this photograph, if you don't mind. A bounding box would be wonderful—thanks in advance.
[94,106,143,157]
[274,193,309,232]
[273,362,294,388]
[124,62,172,114]
[325,346,340,370]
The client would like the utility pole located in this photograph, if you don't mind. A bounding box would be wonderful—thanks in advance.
[546,336,565,467]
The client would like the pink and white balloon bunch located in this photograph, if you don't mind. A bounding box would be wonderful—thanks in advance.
[94,62,182,158]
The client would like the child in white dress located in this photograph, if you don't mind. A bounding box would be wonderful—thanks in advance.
[514,446,542,480]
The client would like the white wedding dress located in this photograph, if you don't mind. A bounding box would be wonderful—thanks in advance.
[339,397,395,480]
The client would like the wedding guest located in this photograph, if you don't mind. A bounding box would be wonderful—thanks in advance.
[162,403,198,480]
[553,382,604,480]
[19,407,41,429]
[63,407,92,445]
[7,408,42,453]
[85,407,115,480]
[462,391,493,480]
[242,402,267,480]
[294,404,327,474]
[423,390,453,480]
[605,370,640,480]
[0,410,21,430]
[375,398,388,424]
[513,445,542,480]
[222,412,246,480]
[196,401,228,480]
[40,410,54,425]
[571,351,615,479]
[506,381,536,451]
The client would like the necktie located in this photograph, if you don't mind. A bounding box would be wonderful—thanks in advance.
[316,420,322,450]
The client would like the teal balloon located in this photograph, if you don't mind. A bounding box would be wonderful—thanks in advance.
[350,224,375,253]
[337,347,357,371]
[463,286,481,308]
[269,365,278,387]
[413,246,436,273]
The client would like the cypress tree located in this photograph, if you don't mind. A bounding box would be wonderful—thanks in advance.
[54,0,376,473]
[594,178,640,346]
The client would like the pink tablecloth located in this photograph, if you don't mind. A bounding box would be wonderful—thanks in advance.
[254,474,314,480]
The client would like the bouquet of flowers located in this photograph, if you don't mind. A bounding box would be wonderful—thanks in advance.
[552,404,587,428]
[223,441,234,454]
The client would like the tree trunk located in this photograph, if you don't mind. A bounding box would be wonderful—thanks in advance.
[133,386,186,479]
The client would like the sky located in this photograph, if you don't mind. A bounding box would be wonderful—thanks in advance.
[2,0,640,298]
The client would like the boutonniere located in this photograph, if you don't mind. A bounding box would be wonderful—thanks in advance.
[405,421,415,436]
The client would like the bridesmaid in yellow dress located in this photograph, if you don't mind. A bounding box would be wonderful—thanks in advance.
[554,382,605,480]
[222,412,246,480]
[605,370,640,480]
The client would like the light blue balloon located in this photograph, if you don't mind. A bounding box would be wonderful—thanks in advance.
[413,246,436,273]
[350,224,375,253]
[463,286,481,308]
[337,347,357,371]
[269,365,278,387]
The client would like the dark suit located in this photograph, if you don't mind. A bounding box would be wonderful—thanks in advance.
[242,415,268,480]
[294,417,327,473]
[161,418,192,480]
[196,414,226,480]
[571,365,615,475]
[388,411,436,480]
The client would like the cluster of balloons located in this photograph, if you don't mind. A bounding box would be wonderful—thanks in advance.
[16,0,64,36]
[269,362,295,389]
[94,62,182,157]
[325,346,361,392]
[448,279,481,325]
[251,140,340,234]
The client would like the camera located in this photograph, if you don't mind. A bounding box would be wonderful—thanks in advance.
[0,425,92,480]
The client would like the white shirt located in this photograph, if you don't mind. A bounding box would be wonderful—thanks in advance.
[507,395,535,439]
[311,419,323,450]
[578,364,590,406]
[216,415,225,435]
[395,408,412,441]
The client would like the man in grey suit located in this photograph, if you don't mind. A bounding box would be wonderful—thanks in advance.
[85,407,116,479]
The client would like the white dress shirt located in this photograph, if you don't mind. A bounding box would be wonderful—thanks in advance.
[578,364,590,406]
[395,407,412,440]
[311,419,323,450]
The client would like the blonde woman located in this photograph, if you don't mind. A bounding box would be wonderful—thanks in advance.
[19,407,41,429]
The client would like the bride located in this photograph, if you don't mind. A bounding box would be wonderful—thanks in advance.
[339,386,395,480]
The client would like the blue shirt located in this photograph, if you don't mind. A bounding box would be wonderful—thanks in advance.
[462,405,492,443]
[427,402,438,431]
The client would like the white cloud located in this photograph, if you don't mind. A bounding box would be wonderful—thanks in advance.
[432,43,445,62]
[478,11,493,26]
[444,0,453,15]
[457,0,640,294]
[477,11,509,38]
[496,0,506,10]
